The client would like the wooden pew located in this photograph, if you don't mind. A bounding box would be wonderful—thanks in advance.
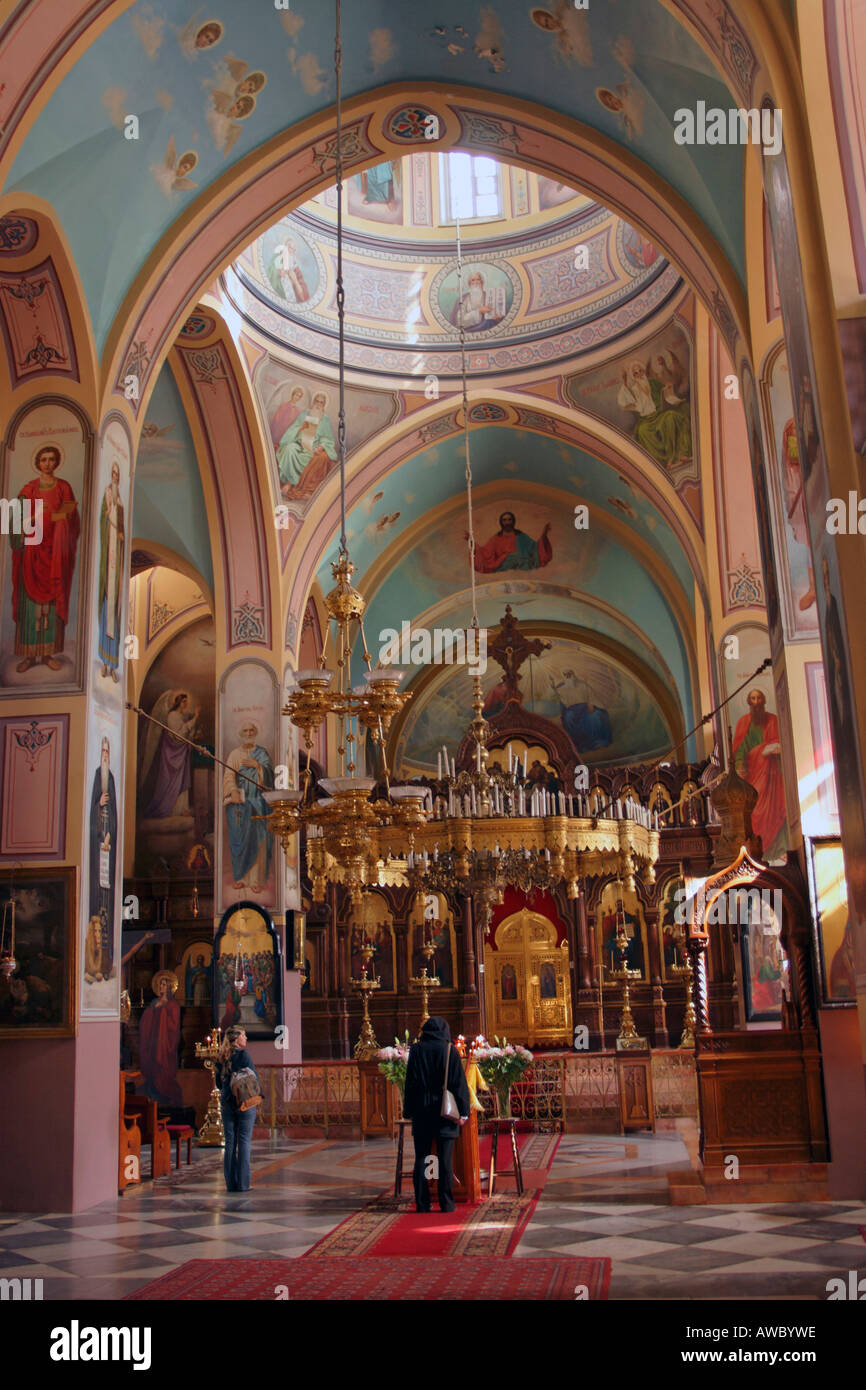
[119,1070,142,1193]
[123,1090,172,1180]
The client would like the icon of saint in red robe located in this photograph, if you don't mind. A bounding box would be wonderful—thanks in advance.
[10,443,80,672]
[139,970,183,1106]
[732,689,786,859]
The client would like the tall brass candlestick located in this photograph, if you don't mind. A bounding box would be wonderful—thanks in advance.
[608,916,646,1051]
[409,930,441,1029]
[351,939,381,1060]
[672,957,696,1049]
[194,1028,225,1147]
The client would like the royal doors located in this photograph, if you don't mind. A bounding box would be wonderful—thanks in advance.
[484,908,572,1047]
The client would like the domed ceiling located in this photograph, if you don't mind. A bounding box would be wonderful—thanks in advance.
[226,154,680,376]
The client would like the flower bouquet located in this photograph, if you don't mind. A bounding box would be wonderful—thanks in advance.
[377,1032,411,1096]
[471,1035,533,1118]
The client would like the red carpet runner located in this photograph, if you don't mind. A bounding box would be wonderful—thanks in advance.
[126,1256,609,1301]
[306,1132,558,1258]
[125,1131,612,1300]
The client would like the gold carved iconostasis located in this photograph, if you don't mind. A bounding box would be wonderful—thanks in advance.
[484,890,572,1048]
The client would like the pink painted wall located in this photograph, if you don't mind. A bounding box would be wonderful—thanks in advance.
[73,1023,120,1210]
[819,1008,866,1198]
[1,1024,119,1213]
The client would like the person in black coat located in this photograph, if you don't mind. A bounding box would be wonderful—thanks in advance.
[215,1024,259,1192]
[402,1016,471,1213]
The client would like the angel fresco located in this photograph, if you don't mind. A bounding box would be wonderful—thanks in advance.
[176,9,224,59]
[139,690,200,821]
[205,58,261,157]
[150,138,199,197]
[617,356,692,470]
[530,3,592,67]
[595,81,644,142]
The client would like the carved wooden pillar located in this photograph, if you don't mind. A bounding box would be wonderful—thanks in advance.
[690,940,711,1034]
[455,889,481,1041]
[644,907,668,1046]
[394,921,410,995]
[459,889,476,994]
[579,907,604,1050]
[575,887,592,991]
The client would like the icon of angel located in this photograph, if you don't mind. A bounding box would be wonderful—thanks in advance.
[150,137,199,196]
[176,8,224,59]
[207,55,265,109]
[206,93,255,157]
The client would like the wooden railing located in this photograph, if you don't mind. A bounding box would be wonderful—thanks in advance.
[256,1051,697,1136]
[258,1062,360,1135]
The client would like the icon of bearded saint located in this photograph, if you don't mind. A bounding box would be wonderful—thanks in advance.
[616,356,692,469]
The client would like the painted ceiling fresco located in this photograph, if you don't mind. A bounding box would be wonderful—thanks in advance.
[228,162,678,376]
[393,633,674,775]
[132,362,214,588]
[8,0,745,350]
[315,425,697,602]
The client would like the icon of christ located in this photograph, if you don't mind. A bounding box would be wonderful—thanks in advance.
[471,511,552,573]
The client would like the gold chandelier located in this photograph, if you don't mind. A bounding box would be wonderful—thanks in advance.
[264,0,428,904]
[265,1,659,913]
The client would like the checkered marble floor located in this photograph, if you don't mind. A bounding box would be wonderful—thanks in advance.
[512,1133,866,1301]
[1,1130,863,1300]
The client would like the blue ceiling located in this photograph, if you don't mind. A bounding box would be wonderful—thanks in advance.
[7,0,744,351]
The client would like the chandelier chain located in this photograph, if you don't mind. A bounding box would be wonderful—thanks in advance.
[334,0,347,557]
[456,219,479,632]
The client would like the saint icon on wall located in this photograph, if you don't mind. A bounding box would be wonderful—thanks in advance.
[138,969,183,1106]
[11,443,80,674]
[437,261,514,334]
[97,460,125,682]
[222,721,274,893]
[501,962,518,1000]
[87,736,117,985]
[276,391,338,500]
[731,689,786,861]
[617,357,692,470]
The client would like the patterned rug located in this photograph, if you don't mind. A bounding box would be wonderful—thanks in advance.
[305,1133,560,1258]
[125,1255,610,1301]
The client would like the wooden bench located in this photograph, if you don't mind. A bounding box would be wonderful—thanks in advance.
[124,1093,172,1179]
[119,1070,142,1194]
[165,1124,194,1169]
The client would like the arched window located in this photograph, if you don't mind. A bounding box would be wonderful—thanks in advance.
[439,151,502,222]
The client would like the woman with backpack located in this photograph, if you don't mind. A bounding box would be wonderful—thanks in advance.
[215,1024,260,1192]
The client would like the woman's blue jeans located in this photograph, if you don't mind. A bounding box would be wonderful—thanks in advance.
[221,1105,255,1191]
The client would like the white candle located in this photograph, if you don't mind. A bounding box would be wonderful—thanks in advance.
[437,751,442,780]
[476,743,482,773]
[451,758,456,779]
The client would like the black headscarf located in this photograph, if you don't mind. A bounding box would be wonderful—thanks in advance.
[419,1015,451,1044]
